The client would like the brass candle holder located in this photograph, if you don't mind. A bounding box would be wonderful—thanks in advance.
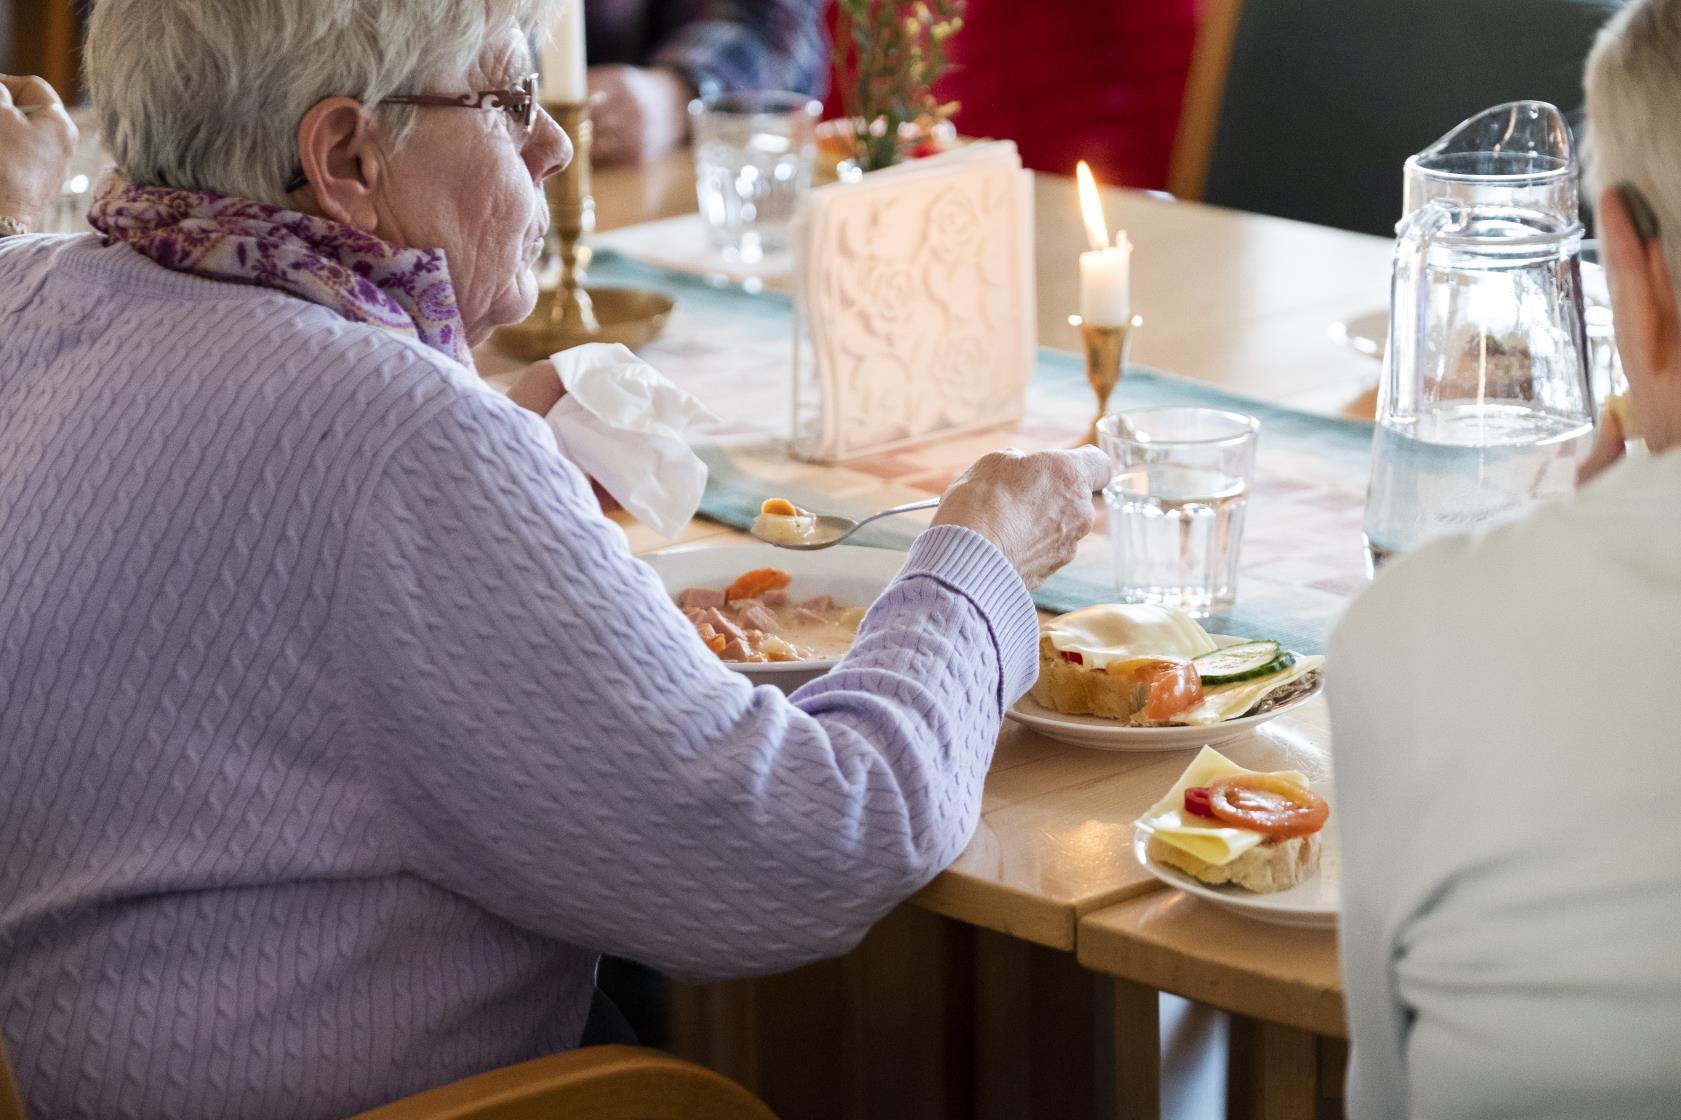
[494,99,675,360]
[1071,313,1142,445]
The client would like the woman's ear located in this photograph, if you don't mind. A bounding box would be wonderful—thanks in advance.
[1599,184,1681,385]
[293,98,385,231]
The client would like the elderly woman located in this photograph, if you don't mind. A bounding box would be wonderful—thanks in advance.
[0,1,1107,1117]
[1330,0,1681,1116]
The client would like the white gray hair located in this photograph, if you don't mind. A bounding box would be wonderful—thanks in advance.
[1585,0,1681,289]
[86,0,563,203]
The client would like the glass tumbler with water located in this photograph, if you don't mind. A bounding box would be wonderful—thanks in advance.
[690,91,821,264]
[1099,407,1260,618]
[1364,101,1596,573]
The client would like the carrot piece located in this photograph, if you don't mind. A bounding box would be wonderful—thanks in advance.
[725,568,792,603]
[760,498,801,517]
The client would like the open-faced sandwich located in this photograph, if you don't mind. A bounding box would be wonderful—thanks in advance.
[1030,604,1321,727]
[1135,746,1330,894]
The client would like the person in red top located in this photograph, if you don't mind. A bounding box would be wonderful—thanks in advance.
[858,0,1199,189]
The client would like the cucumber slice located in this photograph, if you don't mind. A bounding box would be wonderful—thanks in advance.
[1193,641,1290,684]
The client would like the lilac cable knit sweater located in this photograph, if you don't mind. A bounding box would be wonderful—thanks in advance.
[0,235,1039,1120]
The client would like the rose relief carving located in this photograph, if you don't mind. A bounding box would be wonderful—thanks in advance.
[794,143,1034,462]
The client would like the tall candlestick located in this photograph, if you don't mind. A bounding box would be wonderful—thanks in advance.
[540,0,588,102]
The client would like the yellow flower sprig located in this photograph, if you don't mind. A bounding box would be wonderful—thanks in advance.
[833,0,966,172]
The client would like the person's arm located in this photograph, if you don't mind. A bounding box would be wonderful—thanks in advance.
[337,391,1056,981]
[0,75,78,236]
[649,0,829,101]
[1327,588,1425,1120]
[588,0,827,165]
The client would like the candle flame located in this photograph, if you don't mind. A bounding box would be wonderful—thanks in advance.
[1076,161,1110,253]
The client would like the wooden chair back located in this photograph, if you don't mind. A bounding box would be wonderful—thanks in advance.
[348,1046,777,1120]
[1167,0,1621,234]
[1166,0,1245,204]
[1,1036,26,1120]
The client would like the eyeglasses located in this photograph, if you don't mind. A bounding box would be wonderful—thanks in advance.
[384,72,541,137]
[283,73,541,193]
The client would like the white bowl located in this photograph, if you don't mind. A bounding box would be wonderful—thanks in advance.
[643,542,909,691]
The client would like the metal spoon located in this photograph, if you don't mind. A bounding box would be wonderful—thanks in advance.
[751,497,941,550]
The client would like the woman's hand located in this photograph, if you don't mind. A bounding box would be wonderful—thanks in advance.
[507,359,565,415]
[0,75,78,233]
[587,65,693,167]
[505,359,621,514]
[932,447,1112,589]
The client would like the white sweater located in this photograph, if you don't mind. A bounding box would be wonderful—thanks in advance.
[1328,447,1681,1120]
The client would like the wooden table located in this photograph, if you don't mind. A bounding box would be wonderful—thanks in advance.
[508,149,1370,952]
[483,149,1388,1119]
[485,150,1393,423]
[910,698,1333,951]
[1079,892,1345,1120]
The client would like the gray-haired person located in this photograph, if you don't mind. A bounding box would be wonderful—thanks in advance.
[1330,1,1681,1116]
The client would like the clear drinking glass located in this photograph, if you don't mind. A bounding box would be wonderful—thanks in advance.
[689,91,821,264]
[1099,407,1260,618]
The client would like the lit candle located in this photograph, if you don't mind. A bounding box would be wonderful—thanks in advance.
[1076,161,1132,326]
[539,0,588,103]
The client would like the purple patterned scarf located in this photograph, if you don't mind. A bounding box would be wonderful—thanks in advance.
[87,174,474,367]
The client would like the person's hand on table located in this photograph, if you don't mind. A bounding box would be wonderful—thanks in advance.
[932,447,1112,589]
[0,75,78,234]
[587,64,693,166]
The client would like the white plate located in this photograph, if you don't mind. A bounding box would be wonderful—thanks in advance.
[1330,309,1389,359]
[1004,652,1322,753]
[643,541,907,691]
[1133,781,1340,929]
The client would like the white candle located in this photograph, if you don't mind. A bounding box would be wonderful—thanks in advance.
[539,0,588,102]
[1075,161,1132,326]
[1080,234,1132,327]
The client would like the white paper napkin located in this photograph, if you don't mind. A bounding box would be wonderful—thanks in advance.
[542,343,717,538]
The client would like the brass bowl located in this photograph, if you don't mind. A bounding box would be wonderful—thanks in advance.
[493,285,675,360]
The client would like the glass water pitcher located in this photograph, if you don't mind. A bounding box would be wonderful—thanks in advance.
[1363,101,1596,572]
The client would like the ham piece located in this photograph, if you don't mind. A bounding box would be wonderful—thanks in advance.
[678,587,727,610]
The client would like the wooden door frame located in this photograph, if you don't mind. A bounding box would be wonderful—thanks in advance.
[11,0,83,101]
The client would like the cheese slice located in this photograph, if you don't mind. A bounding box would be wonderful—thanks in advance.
[1174,654,1324,726]
[1135,746,1311,866]
[1044,605,1218,671]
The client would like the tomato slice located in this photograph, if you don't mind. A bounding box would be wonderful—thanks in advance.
[1137,660,1204,720]
[1183,786,1217,819]
[1206,774,1329,839]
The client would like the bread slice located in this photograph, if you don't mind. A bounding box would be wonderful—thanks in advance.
[1146,830,1321,894]
[1029,639,1149,721]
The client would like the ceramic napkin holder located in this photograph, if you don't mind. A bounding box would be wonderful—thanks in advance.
[790,140,1037,463]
